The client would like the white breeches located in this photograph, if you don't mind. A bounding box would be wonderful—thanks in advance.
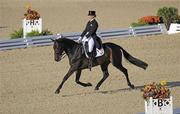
[82,37,94,52]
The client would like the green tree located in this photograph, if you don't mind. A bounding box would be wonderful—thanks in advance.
[157,7,179,30]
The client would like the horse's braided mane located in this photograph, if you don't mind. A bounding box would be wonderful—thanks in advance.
[56,38,78,47]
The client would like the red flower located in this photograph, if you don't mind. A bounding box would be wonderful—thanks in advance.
[139,16,161,24]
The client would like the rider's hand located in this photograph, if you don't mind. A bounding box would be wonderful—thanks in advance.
[82,36,87,42]
[77,36,82,43]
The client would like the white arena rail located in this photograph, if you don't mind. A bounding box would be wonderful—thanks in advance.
[0,24,167,51]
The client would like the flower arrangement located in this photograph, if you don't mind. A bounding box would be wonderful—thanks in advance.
[139,16,161,25]
[130,16,162,27]
[24,4,40,20]
[141,81,170,101]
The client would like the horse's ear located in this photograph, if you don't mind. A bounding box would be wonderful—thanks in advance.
[51,38,55,42]
[56,34,63,39]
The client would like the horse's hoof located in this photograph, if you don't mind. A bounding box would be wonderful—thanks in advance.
[94,87,99,90]
[87,82,92,86]
[130,84,135,89]
[55,90,60,94]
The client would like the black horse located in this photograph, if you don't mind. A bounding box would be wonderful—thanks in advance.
[51,37,148,94]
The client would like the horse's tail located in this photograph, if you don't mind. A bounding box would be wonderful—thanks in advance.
[104,42,148,70]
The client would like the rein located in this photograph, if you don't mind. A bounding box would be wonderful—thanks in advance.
[60,52,66,60]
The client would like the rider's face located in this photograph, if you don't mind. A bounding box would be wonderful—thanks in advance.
[88,15,94,20]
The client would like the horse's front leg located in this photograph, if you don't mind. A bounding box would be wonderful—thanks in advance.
[75,70,92,87]
[55,68,75,94]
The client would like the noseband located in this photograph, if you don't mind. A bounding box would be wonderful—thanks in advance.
[59,51,66,60]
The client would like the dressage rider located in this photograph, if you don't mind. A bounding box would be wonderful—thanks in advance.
[78,10,99,71]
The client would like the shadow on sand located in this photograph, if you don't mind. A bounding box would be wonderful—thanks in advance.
[62,81,180,97]
[0,26,8,29]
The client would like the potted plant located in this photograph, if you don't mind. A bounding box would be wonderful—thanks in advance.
[141,81,173,114]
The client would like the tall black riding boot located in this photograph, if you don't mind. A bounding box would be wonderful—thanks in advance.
[88,52,93,71]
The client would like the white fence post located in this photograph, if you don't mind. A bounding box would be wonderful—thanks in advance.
[158,24,167,34]
[129,26,136,37]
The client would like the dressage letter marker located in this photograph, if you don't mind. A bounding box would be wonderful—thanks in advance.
[145,96,173,114]
[23,18,42,38]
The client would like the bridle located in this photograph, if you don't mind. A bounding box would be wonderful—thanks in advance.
[59,51,66,60]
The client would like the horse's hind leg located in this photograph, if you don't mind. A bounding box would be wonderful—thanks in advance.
[75,70,92,87]
[95,63,109,90]
[113,64,135,89]
[110,49,135,89]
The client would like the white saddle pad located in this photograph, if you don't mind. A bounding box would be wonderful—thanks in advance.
[95,48,104,57]
[85,48,104,58]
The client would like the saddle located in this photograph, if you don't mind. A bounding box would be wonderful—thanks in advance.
[83,37,104,58]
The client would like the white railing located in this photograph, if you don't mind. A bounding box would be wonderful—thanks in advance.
[0,24,167,51]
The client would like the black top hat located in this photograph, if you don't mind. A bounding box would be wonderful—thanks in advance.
[88,10,96,17]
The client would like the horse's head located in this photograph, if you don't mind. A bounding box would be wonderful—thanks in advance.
[51,37,78,62]
[51,39,65,62]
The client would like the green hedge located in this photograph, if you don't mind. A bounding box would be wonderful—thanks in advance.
[10,28,53,39]
[10,28,24,39]
[131,6,180,29]
[26,29,53,37]
[131,21,149,27]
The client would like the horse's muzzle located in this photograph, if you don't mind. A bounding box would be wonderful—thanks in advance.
[55,57,61,62]
[54,52,65,62]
